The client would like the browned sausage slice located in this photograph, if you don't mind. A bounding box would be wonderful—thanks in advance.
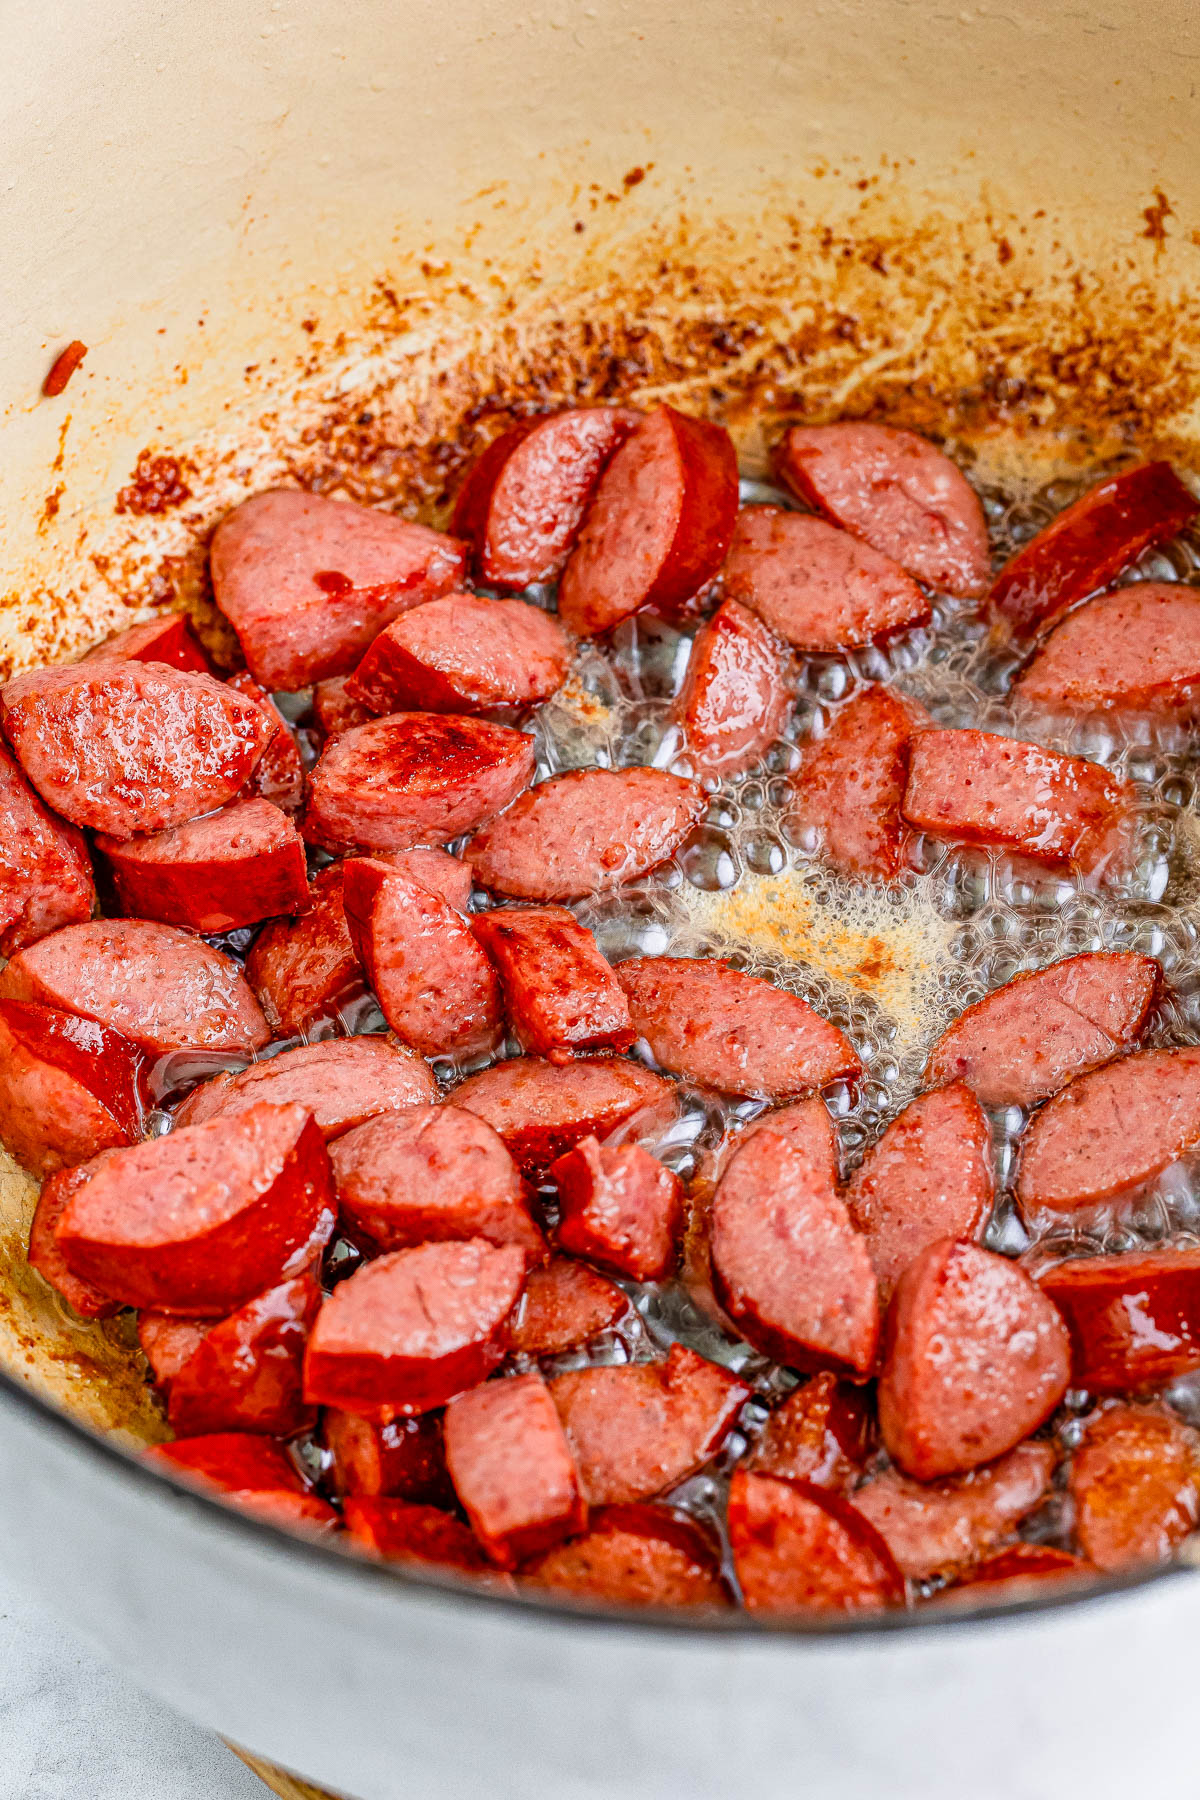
[312,675,375,738]
[85,613,211,672]
[451,1055,678,1176]
[1070,1404,1200,1572]
[878,1239,1071,1479]
[342,857,502,1057]
[445,1371,585,1567]
[728,1470,906,1614]
[244,865,363,1038]
[0,1000,144,1176]
[788,684,930,880]
[0,918,270,1055]
[943,1543,1094,1600]
[711,1124,879,1375]
[153,1272,322,1438]
[551,1345,749,1505]
[173,1037,437,1140]
[1036,1248,1200,1392]
[322,1409,453,1506]
[144,1432,338,1531]
[1013,583,1200,714]
[471,907,634,1062]
[774,422,990,598]
[137,1313,210,1387]
[210,488,468,689]
[722,508,931,650]
[27,1162,121,1320]
[550,1136,682,1281]
[225,672,306,814]
[1015,1046,1200,1215]
[0,742,95,956]
[751,1371,873,1491]
[508,1257,629,1358]
[465,767,705,901]
[347,595,572,715]
[451,408,640,588]
[902,728,1134,876]
[302,1238,526,1414]
[523,1503,728,1607]
[342,1498,497,1573]
[558,405,739,637]
[97,798,309,935]
[926,951,1159,1110]
[671,599,791,777]
[55,1101,335,1313]
[380,847,473,913]
[845,1084,993,1304]
[989,462,1197,638]
[616,956,861,1097]
[330,1103,543,1256]
[0,661,273,839]
[850,1441,1056,1580]
[304,713,536,854]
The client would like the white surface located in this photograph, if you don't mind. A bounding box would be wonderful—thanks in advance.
[0,1565,266,1800]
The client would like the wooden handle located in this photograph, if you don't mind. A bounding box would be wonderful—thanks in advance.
[226,1742,346,1800]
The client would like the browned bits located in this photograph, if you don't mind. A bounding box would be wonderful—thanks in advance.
[115,451,193,516]
[41,341,88,397]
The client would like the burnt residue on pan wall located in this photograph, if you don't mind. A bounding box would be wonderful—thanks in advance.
[4,169,1200,680]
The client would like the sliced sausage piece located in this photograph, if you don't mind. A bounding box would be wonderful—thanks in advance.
[1036,1249,1200,1392]
[445,1371,585,1567]
[322,1409,453,1506]
[1070,1404,1200,1572]
[1013,583,1200,715]
[788,685,930,881]
[850,1441,1056,1580]
[451,1055,678,1177]
[878,1239,1071,1480]
[330,1104,543,1256]
[451,407,641,588]
[523,1503,727,1608]
[845,1084,993,1304]
[143,1432,338,1531]
[312,675,375,738]
[304,713,536,854]
[173,1037,436,1140]
[244,864,363,1038]
[55,1101,335,1314]
[710,1125,879,1375]
[96,798,309,935]
[151,1272,322,1437]
[0,1000,143,1176]
[85,613,211,672]
[989,462,1197,638]
[616,956,861,1098]
[0,742,95,955]
[508,1257,629,1358]
[0,919,270,1055]
[27,1162,121,1319]
[558,405,739,637]
[751,1372,873,1491]
[0,661,272,839]
[925,951,1159,1110]
[902,728,1134,876]
[722,509,931,650]
[551,1345,749,1505]
[347,594,572,716]
[551,1136,682,1281]
[773,422,990,598]
[728,1470,906,1615]
[1015,1046,1200,1215]
[210,488,468,689]
[303,1238,527,1414]
[225,672,306,813]
[471,907,635,1062]
[944,1543,1094,1599]
[342,1498,496,1574]
[671,599,791,777]
[341,856,502,1058]
[378,846,473,914]
[465,767,705,901]
[138,1313,210,1387]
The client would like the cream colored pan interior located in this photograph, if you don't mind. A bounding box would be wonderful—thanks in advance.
[1,0,1198,1440]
